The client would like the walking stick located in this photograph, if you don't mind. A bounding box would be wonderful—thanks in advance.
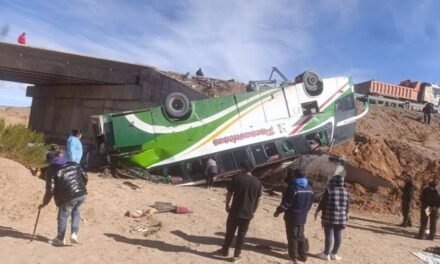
[30,208,41,242]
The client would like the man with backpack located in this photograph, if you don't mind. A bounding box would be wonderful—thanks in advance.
[274,168,313,264]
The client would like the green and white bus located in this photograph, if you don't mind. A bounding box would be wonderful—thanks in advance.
[91,71,368,182]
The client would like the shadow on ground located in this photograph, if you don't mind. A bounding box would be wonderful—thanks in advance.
[172,230,288,259]
[104,233,226,261]
[0,225,49,243]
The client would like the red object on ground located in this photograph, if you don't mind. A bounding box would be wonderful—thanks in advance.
[18,33,26,45]
[171,176,183,185]
[175,206,191,214]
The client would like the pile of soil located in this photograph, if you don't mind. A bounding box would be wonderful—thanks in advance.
[0,158,43,220]
[332,104,440,212]
[162,71,246,97]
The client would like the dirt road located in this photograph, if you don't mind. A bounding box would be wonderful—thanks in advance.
[0,159,437,264]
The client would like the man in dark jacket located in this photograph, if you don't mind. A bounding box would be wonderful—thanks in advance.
[274,168,313,264]
[215,161,262,263]
[39,151,88,246]
[399,174,414,227]
[422,103,434,124]
[417,181,440,240]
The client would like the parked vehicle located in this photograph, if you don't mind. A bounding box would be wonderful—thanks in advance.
[91,70,368,182]
[355,80,440,110]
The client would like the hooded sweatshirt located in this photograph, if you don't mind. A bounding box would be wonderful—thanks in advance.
[65,135,83,164]
[276,175,314,225]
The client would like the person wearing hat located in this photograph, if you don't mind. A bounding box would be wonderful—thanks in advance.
[39,151,88,246]
[314,175,350,261]
[399,174,414,227]
[274,168,313,264]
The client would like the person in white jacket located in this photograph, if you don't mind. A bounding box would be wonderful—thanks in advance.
[65,129,83,164]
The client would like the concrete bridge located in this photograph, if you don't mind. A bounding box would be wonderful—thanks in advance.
[0,42,208,144]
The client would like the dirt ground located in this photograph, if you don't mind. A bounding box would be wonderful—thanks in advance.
[331,105,440,213]
[0,106,30,126]
[0,158,438,264]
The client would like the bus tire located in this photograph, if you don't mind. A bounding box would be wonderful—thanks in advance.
[303,71,323,96]
[164,92,191,119]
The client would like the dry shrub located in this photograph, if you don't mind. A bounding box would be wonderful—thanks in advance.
[0,118,46,167]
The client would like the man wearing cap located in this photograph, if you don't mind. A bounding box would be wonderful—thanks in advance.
[39,151,88,246]
[274,168,313,264]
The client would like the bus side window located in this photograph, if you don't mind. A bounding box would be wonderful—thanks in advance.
[219,152,237,172]
[233,149,252,167]
[263,142,280,161]
[279,139,296,156]
[250,145,267,165]
[336,95,355,111]
[184,159,205,181]
[318,131,329,145]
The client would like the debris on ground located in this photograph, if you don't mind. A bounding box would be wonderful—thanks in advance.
[152,201,192,214]
[125,208,158,218]
[161,71,247,97]
[122,181,141,190]
[412,251,440,264]
[130,221,162,237]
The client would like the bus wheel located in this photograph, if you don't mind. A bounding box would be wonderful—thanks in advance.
[164,92,192,119]
[303,71,323,96]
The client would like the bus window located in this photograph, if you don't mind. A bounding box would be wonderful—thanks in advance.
[335,94,355,111]
[184,159,205,181]
[318,131,329,145]
[263,142,280,161]
[278,139,296,156]
[250,145,267,165]
[233,149,251,166]
[287,136,311,154]
[219,152,237,172]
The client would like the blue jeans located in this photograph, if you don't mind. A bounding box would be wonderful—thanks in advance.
[324,224,344,255]
[57,195,86,240]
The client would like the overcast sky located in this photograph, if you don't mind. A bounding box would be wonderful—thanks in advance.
[0,0,439,106]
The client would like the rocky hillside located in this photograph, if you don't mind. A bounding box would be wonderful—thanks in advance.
[332,104,440,212]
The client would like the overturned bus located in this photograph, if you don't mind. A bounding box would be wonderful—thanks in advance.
[91,70,368,183]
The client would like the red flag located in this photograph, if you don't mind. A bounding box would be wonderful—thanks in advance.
[18,32,26,45]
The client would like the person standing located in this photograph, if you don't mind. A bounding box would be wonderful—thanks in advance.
[399,174,414,227]
[39,151,88,246]
[422,103,434,125]
[274,168,313,264]
[314,175,350,261]
[215,161,262,263]
[416,181,440,240]
[66,129,83,164]
[205,157,219,189]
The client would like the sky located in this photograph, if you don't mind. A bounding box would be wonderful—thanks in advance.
[0,0,439,106]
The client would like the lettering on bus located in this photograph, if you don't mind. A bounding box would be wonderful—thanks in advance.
[213,127,275,146]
